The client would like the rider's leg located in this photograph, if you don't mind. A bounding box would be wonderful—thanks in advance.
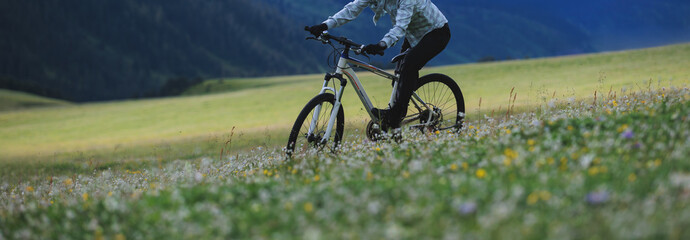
[389,23,451,128]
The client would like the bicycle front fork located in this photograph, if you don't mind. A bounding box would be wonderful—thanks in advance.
[308,74,347,144]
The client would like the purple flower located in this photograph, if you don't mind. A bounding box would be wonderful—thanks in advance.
[621,129,634,139]
[586,191,609,205]
[458,202,477,215]
[633,142,642,149]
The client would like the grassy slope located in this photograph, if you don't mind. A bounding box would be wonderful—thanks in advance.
[3,87,689,239]
[1,43,688,165]
[0,89,71,111]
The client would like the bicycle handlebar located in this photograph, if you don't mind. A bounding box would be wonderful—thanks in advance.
[304,26,367,55]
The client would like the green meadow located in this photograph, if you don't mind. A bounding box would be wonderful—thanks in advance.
[2,43,690,239]
[1,43,688,174]
[0,89,70,111]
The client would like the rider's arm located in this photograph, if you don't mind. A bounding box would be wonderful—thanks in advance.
[380,0,414,48]
[323,0,373,29]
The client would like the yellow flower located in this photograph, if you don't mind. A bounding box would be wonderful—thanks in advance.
[476,168,487,179]
[63,178,73,186]
[313,175,320,182]
[402,171,410,179]
[462,162,469,170]
[527,192,539,205]
[628,173,637,182]
[367,171,374,181]
[435,130,441,135]
[108,191,113,197]
[567,125,574,131]
[527,139,535,146]
[26,186,34,192]
[450,163,458,171]
[588,167,599,176]
[617,124,629,133]
[82,193,89,201]
[539,191,551,201]
[504,148,518,160]
[115,234,126,240]
[304,202,314,213]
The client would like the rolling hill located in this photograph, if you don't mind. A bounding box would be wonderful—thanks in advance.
[1,43,688,163]
[0,89,70,111]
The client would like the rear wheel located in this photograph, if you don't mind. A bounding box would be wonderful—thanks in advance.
[286,93,344,157]
[403,73,465,133]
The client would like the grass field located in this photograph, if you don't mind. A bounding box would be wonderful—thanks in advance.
[0,43,689,174]
[2,81,688,238]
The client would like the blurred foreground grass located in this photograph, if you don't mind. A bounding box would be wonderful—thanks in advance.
[2,84,688,239]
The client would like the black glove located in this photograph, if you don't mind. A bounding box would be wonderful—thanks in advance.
[362,41,387,56]
[306,23,328,36]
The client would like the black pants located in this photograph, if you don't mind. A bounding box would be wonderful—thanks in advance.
[390,23,450,128]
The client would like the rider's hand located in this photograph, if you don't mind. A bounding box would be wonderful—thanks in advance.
[306,23,328,36]
[362,41,387,56]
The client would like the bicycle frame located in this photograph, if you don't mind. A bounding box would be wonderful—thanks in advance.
[308,47,433,143]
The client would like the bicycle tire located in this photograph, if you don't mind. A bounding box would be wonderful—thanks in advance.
[286,93,345,157]
[403,73,465,132]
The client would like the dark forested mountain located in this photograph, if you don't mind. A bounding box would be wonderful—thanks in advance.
[1,0,689,102]
[0,0,323,101]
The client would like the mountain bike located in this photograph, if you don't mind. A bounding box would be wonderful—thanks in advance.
[286,30,465,156]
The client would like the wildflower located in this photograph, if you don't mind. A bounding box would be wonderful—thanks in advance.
[462,162,469,170]
[617,124,629,133]
[26,186,34,192]
[450,163,458,171]
[628,173,637,182]
[588,167,599,176]
[621,129,634,139]
[586,191,609,205]
[458,202,477,215]
[503,148,518,162]
[527,139,535,146]
[527,192,539,205]
[539,191,552,201]
[63,178,73,186]
[115,234,126,240]
[476,168,487,179]
[82,193,89,201]
[304,202,314,213]
[402,171,410,178]
[313,175,320,182]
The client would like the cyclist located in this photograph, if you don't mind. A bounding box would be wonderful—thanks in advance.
[307,0,450,131]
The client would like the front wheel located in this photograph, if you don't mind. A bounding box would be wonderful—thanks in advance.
[286,93,344,157]
[403,73,465,133]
